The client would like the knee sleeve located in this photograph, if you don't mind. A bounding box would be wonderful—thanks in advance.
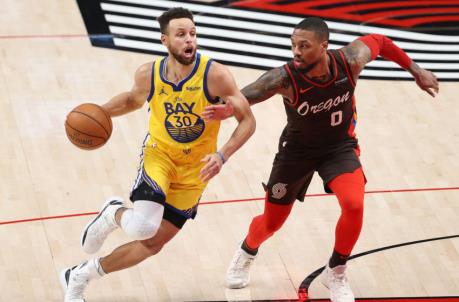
[120,200,164,240]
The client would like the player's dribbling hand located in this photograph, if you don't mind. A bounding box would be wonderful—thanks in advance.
[202,102,234,121]
[415,69,439,97]
[200,153,224,182]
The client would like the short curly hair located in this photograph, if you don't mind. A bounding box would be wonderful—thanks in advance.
[295,17,329,42]
[157,7,194,34]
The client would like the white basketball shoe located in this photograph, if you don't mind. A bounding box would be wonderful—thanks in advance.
[60,264,89,302]
[226,246,256,289]
[320,264,355,302]
[60,258,103,302]
[81,197,124,254]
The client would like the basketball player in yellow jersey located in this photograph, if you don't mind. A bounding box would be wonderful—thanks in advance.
[60,7,255,302]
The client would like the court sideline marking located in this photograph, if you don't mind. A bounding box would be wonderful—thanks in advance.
[0,186,457,226]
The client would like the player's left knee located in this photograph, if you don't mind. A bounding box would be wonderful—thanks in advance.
[341,198,364,217]
[121,212,161,240]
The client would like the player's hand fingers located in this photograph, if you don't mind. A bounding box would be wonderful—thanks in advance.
[428,73,439,94]
[424,87,435,97]
[202,104,231,121]
[200,170,213,182]
[200,158,215,178]
[201,154,211,163]
[433,81,439,94]
[202,166,221,182]
[202,105,222,119]
[200,162,218,181]
[200,165,210,181]
[202,107,215,120]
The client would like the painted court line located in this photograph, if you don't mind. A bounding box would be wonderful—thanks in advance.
[0,34,111,39]
[0,186,458,226]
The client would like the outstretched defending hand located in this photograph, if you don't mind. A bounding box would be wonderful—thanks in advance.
[202,102,234,121]
[414,68,439,97]
[200,153,224,182]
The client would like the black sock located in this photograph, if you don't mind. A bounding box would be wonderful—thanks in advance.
[241,239,258,256]
[329,250,349,268]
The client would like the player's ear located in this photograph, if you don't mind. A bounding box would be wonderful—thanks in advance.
[160,33,167,45]
[321,40,328,51]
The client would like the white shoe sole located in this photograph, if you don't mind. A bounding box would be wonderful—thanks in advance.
[226,279,249,289]
[80,196,123,254]
[321,278,330,289]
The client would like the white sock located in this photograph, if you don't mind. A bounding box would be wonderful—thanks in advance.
[80,258,105,280]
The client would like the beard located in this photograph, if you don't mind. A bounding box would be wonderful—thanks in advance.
[170,47,196,65]
[294,56,320,73]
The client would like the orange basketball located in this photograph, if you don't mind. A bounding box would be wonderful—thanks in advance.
[65,103,112,150]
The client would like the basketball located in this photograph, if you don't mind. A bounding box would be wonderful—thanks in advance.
[65,103,112,150]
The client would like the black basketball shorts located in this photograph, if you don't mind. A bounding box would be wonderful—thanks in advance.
[130,181,197,229]
[266,144,364,205]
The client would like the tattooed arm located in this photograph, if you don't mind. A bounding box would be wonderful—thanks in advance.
[342,36,439,96]
[202,66,293,120]
[340,40,371,83]
[241,66,293,105]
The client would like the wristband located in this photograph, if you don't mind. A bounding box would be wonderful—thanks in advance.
[216,151,226,164]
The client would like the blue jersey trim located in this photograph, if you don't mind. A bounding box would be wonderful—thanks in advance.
[204,59,219,104]
[130,133,150,194]
[164,203,197,219]
[159,53,201,92]
[146,61,156,102]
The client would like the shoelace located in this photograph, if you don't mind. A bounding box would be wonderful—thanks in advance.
[241,257,253,270]
[331,272,347,284]
[96,210,117,236]
[329,272,352,295]
[229,252,253,274]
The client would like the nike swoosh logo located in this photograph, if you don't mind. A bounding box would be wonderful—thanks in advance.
[300,86,314,94]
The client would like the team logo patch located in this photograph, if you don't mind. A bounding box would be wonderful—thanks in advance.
[159,87,168,96]
[271,183,287,199]
[164,102,205,143]
[334,78,349,85]
[186,86,201,92]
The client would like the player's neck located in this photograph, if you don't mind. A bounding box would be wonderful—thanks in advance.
[306,53,331,83]
[164,57,196,85]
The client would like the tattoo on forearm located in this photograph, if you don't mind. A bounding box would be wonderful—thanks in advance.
[409,61,420,73]
[344,42,371,65]
[241,67,290,105]
[342,41,372,80]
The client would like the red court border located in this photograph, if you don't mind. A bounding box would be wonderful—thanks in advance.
[1,186,458,226]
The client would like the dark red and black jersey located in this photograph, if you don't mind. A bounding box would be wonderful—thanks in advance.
[281,49,358,154]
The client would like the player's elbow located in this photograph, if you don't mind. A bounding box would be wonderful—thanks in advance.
[245,112,256,137]
[133,101,145,110]
[128,96,145,111]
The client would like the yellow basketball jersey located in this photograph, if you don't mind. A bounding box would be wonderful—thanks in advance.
[146,53,220,161]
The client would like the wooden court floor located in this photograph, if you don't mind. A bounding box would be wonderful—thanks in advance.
[0,1,458,301]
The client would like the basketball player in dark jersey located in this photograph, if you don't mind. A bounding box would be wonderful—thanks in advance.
[203,17,438,302]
